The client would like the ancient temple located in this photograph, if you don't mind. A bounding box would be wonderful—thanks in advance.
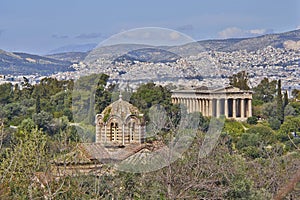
[171,86,253,120]
[95,95,145,145]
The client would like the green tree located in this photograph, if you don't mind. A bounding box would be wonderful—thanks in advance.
[229,71,250,90]
[268,117,281,130]
[0,127,48,198]
[130,82,179,122]
[0,83,12,105]
[247,116,258,125]
[283,90,289,108]
[32,111,53,134]
[252,78,277,104]
[284,105,296,118]
[94,74,113,114]
[35,94,41,114]
[276,80,284,123]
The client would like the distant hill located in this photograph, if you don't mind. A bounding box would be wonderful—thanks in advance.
[46,52,88,63]
[113,48,181,64]
[0,49,74,75]
[1,29,299,76]
[83,29,300,62]
[196,29,300,52]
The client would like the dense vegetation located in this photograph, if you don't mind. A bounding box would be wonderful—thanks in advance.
[0,73,299,199]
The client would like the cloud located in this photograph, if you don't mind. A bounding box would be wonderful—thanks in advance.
[52,34,69,39]
[297,25,300,30]
[218,27,273,39]
[75,32,103,39]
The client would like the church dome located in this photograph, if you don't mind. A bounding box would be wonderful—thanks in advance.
[96,94,145,145]
[101,95,142,122]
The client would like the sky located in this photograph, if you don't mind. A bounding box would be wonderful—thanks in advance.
[0,0,299,55]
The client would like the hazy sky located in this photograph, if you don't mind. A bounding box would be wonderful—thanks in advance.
[0,0,299,54]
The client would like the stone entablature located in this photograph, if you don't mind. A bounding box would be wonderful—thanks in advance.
[171,86,252,120]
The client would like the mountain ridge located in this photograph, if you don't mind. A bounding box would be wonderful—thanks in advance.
[0,29,299,76]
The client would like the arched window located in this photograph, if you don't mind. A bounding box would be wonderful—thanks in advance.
[110,122,118,141]
[110,122,114,141]
[128,120,136,142]
[131,122,135,141]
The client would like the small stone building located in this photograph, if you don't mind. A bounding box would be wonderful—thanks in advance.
[95,95,145,145]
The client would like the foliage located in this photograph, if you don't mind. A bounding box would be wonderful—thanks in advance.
[261,102,277,119]
[290,101,300,115]
[223,119,245,138]
[130,82,179,123]
[279,116,300,137]
[0,128,48,198]
[268,117,281,130]
[247,116,258,125]
[0,75,300,199]
[276,79,284,123]
[0,83,13,105]
[283,90,289,108]
[236,124,275,159]
[284,104,296,117]
[229,70,250,90]
[32,111,53,134]
[253,78,277,103]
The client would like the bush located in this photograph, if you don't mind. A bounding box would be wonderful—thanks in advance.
[268,117,281,130]
[223,120,245,139]
[247,116,258,125]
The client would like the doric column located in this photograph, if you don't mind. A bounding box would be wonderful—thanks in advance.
[205,99,209,116]
[199,99,202,114]
[192,98,195,113]
[224,99,228,118]
[248,99,252,117]
[187,98,191,113]
[209,99,213,117]
[233,99,236,118]
[216,99,220,118]
[241,99,245,119]
[188,98,191,113]
[201,99,204,116]
[192,99,196,113]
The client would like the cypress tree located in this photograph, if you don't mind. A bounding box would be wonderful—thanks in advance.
[35,94,41,114]
[283,90,289,108]
[276,80,284,123]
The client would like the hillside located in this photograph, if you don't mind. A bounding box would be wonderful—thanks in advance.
[46,52,88,63]
[0,50,74,75]
[113,48,181,64]
[81,29,300,61]
[197,29,300,52]
[1,29,299,76]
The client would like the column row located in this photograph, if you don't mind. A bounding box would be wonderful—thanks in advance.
[172,97,252,119]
